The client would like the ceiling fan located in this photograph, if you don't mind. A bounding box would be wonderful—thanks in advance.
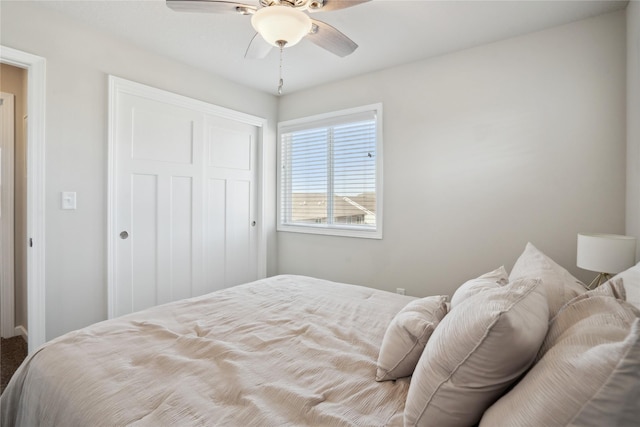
[166,0,370,59]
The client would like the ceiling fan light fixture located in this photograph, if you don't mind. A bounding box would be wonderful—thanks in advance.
[251,5,312,47]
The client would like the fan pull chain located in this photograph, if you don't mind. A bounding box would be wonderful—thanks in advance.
[277,40,285,95]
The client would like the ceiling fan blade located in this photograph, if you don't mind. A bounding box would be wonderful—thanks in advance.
[166,0,256,15]
[245,33,274,59]
[306,19,358,57]
[308,0,371,12]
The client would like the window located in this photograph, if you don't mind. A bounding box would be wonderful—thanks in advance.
[278,104,383,239]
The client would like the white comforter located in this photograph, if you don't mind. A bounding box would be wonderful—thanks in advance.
[1,275,414,426]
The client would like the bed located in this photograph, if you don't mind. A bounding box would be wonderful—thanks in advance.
[1,275,414,426]
[2,243,639,427]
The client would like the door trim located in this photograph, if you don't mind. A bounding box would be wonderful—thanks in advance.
[0,46,47,352]
[107,76,267,319]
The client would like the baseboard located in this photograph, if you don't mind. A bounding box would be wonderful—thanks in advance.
[14,325,28,341]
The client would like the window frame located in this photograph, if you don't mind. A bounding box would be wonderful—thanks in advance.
[277,103,383,239]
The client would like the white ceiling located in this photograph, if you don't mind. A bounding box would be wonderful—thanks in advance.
[33,0,627,95]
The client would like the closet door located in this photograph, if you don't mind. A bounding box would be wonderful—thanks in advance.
[110,81,260,317]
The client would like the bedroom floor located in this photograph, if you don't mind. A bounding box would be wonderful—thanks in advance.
[1,336,27,394]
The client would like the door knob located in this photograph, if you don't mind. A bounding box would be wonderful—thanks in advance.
[120,231,129,240]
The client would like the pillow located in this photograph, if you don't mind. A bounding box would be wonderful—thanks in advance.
[555,277,626,315]
[450,266,508,307]
[588,277,626,300]
[510,242,586,318]
[376,295,448,381]
[612,261,640,310]
[480,295,640,427]
[546,278,626,333]
[404,278,548,427]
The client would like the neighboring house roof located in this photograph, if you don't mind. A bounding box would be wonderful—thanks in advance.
[290,193,376,222]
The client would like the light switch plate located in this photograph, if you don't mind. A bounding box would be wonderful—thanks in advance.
[61,192,77,210]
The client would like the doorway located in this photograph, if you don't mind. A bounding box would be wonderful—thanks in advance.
[0,46,46,353]
[0,65,27,341]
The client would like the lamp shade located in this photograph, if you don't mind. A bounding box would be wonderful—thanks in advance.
[251,6,312,47]
[577,233,637,274]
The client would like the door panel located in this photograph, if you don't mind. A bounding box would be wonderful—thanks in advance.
[226,179,254,286]
[132,108,194,164]
[204,178,226,294]
[130,173,158,312]
[170,176,193,302]
[209,127,252,170]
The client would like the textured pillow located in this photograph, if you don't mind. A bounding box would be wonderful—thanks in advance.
[549,278,626,325]
[480,295,640,427]
[588,277,626,300]
[404,278,548,427]
[612,261,640,310]
[376,295,448,381]
[450,266,508,307]
[510,242,585,318]
[557,277,626,313]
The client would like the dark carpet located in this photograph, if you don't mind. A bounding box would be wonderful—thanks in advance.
[1,336,28,395]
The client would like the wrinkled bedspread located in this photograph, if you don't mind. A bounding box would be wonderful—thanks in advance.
[1,275,414,426]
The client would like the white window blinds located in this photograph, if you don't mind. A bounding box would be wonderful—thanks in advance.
[278,104,382,238]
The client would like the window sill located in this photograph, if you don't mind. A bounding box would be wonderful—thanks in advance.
[277,224,382,240]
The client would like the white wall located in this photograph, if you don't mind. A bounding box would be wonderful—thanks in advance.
[278,11,627,298]
[627,1,640,261]
[0,1,279,340]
